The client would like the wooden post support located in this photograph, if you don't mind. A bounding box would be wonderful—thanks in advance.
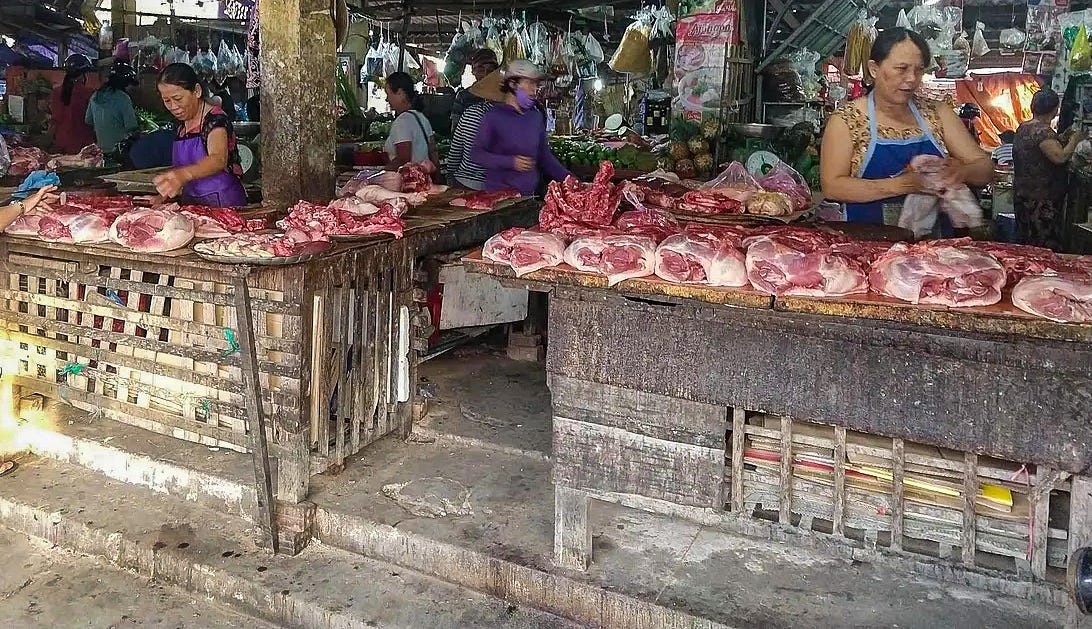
[730,407,745,514]
[962,451,978,566]
[779,417,793,525]
[832,426,846,538]
[891,438,905,551]
[1067,476,1092,629]
[258,0,337,206]
[554,485,591,571]
[232,271,278,553]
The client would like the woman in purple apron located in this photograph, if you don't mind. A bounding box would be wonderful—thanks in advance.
[819,28,993,227]
[152,63,247,207]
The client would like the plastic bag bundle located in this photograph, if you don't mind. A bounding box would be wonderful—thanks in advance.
[1000,27,1026,52]
[844,11,878,80]
[1072,25,1091,71]
[570,32,605,79]
[972,22,990,57]
[789,49,822,101]
[610,20,652,74]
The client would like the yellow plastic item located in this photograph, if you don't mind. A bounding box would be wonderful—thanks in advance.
[1072,25,1091,71]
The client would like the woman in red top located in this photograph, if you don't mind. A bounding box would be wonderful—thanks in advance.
[49,54,97,154]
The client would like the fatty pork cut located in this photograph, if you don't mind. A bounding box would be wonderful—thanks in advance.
[1010,274,1092,323]
[563,234,657,285]
[109,208,196,253]
[483,228,566,277]
[744,229,872,297]
[869,241,1006,307]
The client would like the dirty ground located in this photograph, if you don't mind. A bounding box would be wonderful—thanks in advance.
[0,527,274,628]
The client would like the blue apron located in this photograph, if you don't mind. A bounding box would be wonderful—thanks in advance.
[846,93,945,224]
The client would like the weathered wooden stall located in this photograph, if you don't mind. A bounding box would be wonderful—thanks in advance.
[0,200,538,546]
[464,254,1092,621]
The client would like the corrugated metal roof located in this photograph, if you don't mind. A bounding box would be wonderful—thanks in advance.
[758,0,888,72]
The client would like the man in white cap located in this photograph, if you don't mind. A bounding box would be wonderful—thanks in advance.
[470,60,569,197]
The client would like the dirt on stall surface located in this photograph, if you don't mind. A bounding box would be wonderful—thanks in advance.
[309,347,1066,629]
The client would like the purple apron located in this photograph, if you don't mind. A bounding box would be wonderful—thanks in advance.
[172,133,247,207]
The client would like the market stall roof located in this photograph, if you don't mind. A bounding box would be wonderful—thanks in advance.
[351,0,645,53]
[759,0,887,72]
[0,0,86,42]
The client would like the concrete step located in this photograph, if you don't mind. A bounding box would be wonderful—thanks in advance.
[19,406,258,520]
[0,452,577,629]
[309,435,1065,629]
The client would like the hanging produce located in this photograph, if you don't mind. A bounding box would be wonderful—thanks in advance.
[843,11,877,80]
[609,14,654,75]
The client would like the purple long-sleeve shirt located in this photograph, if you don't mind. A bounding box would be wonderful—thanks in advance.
[470,103,569,197]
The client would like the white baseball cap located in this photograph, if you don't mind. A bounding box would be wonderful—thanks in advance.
[503,59,545,81]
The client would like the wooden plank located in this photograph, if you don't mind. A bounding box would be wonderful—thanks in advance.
[731,407,745,513]
[554,486,591,571]
[311,286,329,456]
[334,284,350,467]
[552,416,724,508]
[349,280,365,453]
[779,417,793,525]
[1031,466,1052,579]
[892,438,905,552]
[963,452,978,566]
[832,426,846,538]
[375,267,392,435]
[232,273,278,552]
[549,374,726,448]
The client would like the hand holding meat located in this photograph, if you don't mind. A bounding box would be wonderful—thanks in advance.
[153,169,187,198]
[514,156,536,172]
[898,155,983,237]
[23,185,59,213]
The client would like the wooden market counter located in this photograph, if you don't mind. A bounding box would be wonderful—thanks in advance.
[0,199,539,512]
[464,253,1092,611]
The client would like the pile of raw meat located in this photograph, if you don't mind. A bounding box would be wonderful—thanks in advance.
[194,232,327,259]
[482,206,1092,322]
[169,204,267,237]
[6,195,133,244]
[46,144,105,170]
[109,207,195,253]
[539,161,625,237]
[339,161,447,202]
[624,162,810,217]
[450,190,522,210]
[8,147,50,177]
[280,198,407,239]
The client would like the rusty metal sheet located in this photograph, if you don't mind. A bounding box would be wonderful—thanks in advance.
[462,251,775,310]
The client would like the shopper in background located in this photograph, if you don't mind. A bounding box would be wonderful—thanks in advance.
[451,49,499,131]
[992,130,1015,167]
[85,61,140,155]
[49,54,97,154]
[383,71,439,170]
[471,60,569,197]
[446,69,503,190]
[1012,89,1084,250]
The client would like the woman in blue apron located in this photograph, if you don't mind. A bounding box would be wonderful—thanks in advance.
[819,28,993,226]
[152,63,247,207]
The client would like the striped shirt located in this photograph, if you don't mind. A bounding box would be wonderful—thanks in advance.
[992,143,1013,165]
[445,100,492,191]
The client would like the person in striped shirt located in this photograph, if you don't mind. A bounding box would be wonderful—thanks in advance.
[446,70,503,190]
[992,130,1015,166]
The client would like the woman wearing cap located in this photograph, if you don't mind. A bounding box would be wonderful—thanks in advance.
[151,63,247,207]
[471,60,569,197]
[49,54,97,154]
[85,61,140,155]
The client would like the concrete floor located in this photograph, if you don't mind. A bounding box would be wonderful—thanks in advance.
[0,528,274,629]
[398,344,1067,629]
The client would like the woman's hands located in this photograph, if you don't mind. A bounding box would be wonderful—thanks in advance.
[22,185,59,213]
[153,168,190,199]
[513,155,536,172]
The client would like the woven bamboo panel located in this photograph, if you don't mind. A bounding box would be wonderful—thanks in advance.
[726,411,1071,581]
[0,249,299,451]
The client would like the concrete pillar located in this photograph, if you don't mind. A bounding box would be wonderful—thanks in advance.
[258,0,337,206]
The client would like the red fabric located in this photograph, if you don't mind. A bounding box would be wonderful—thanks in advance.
[955,73,1042,149]
[49,82,96,155]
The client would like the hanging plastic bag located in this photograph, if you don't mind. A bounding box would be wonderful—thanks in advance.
[972,22,990,57]
[609,19,653,74]
[1000,27,1026,53]
[758,162,812,211]
[844,11,877,79]
[525,22,549,67]
[1072,25,1091,71]
[896,9,911,29]
[703,162,761,192]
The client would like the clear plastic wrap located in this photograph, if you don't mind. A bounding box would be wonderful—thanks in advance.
[972,22,990,57]
[758,162,812,211]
